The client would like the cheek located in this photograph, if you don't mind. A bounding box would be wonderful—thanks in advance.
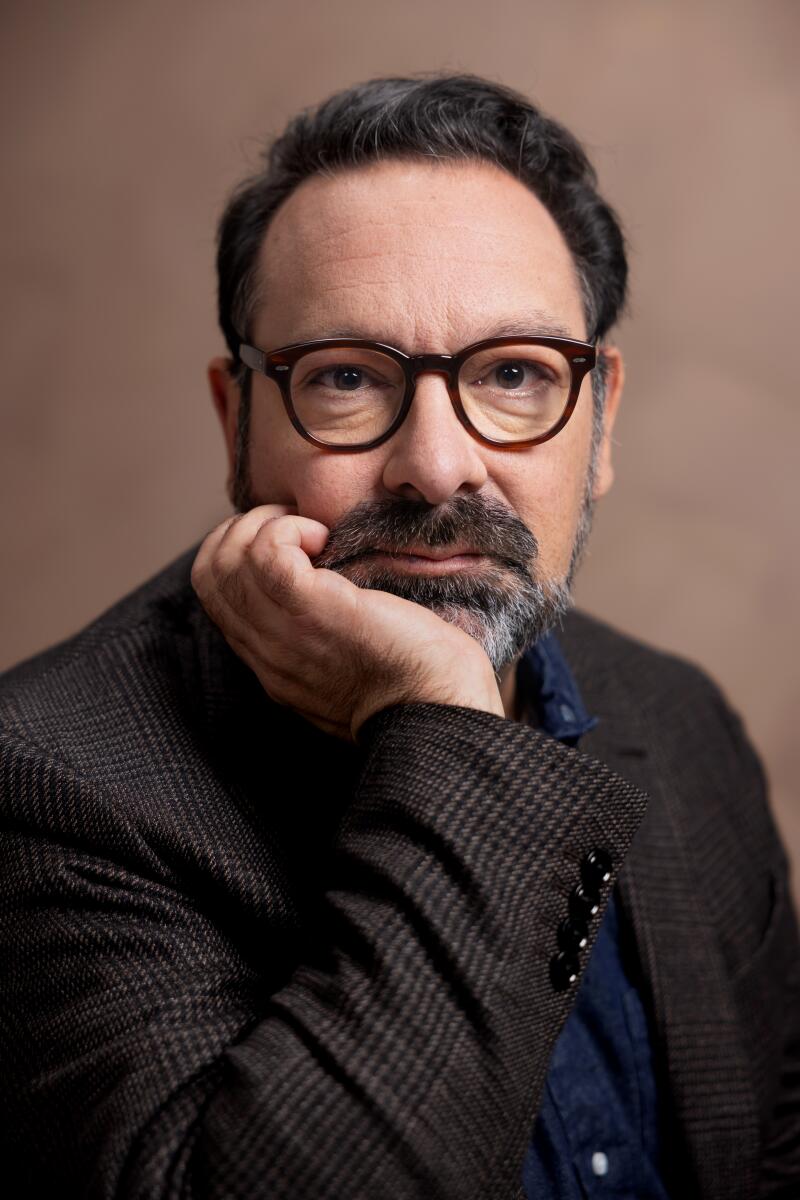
[292,457,383,528]
[245,398,298,506]
[249,404,386,527]
[505,428,592,573]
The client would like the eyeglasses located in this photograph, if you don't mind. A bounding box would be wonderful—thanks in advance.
[238,333,598,451]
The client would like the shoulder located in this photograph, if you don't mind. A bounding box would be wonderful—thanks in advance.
[561,607,786,871]
[559,606,747,741]
[559,605,770,813]
[0,541,206,779]
[560,606,721,699]
[0,539,294,892]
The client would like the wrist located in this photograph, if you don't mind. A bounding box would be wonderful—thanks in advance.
[351,684,505,744]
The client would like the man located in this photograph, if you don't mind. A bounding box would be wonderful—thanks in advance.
[1,74,798,1199]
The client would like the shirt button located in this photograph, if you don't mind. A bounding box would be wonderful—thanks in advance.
[559,702,575,723]
[591,1151,609,1176]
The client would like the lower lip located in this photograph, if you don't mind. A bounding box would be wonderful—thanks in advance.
[366,552,488,574]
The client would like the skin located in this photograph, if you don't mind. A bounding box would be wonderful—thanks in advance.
[192,158,624,740]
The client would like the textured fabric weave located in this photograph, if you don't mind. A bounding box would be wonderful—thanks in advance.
[1,541,799,1199]
[517,633,668,1198]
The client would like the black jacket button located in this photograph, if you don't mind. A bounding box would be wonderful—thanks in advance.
[569,882,600,922]
[581,848,613,891]
[557,916,589,954]
[550,951,580,991]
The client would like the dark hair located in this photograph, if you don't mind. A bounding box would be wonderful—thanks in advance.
[214,73,629,505]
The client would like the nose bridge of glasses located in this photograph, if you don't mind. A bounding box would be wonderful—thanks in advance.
[408,353,457,386]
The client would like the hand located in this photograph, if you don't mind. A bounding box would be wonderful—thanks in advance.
[190,505,506,743]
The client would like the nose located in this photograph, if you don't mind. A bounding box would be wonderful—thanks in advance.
[380,368,488,505]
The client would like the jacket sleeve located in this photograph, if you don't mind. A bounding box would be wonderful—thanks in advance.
[1,703,648,1200]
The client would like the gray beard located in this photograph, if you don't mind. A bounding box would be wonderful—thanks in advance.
[310,486,596,676]
[335,556,574,675]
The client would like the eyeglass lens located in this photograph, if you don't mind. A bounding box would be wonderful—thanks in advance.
[288,344,573,446]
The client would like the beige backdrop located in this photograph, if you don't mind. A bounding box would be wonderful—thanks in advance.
[2,0,798,901]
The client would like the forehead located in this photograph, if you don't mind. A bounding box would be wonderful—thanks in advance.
[254,158,587,351]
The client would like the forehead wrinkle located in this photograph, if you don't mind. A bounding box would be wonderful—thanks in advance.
[267,240,571,318]
[304,216,542,243]
[257,240,582,348]
[258,166,586,350]
[267,198,574,274]
[305,249,531,274]
[268,309,579,353]
[278,217,567,274]
[265,158,578,277]
[307,278,400,296]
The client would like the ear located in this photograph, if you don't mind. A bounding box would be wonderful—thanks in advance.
[207,355,241,506]
[591,345,625,500]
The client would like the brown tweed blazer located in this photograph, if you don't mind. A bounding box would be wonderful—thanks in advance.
[1,542,798,1199]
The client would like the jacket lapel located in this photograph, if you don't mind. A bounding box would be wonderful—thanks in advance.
[577,681,761,1199]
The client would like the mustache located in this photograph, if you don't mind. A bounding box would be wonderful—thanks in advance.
[310,493,539,578]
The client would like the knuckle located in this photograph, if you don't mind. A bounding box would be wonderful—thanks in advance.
[269,569,294,606]
[257,549,294,605]
[206,546,245,608]
[251,514,285,548]
[193,577,222,622]
[217,563,249,615]
[212,536,239,573]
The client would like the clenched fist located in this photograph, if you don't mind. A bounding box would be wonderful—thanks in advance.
[190,505,505,743]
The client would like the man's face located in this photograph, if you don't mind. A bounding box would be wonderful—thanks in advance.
[210,158,622,676]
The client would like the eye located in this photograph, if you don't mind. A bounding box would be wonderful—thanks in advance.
[495,362,525,389]
[466,357,557,394]
[310,365,373,390]
[490,360,553,389]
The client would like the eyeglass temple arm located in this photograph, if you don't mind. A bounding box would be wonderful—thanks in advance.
[239,344,266,373]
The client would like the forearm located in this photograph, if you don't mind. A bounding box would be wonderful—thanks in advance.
[3,707,648,1199]
[184,703,647,1198]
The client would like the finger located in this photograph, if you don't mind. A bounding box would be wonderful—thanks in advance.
[215,508,327,614]
[190,513,244,597]
[249,510,331,561]
[211,506,293,590]
[246,514,333,614]
[216,504,297,552]
[195,506,296,613]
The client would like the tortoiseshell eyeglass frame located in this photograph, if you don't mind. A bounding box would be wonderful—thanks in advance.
[238,333,598,452]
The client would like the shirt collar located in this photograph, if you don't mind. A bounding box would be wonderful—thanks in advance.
[516,628,598,746]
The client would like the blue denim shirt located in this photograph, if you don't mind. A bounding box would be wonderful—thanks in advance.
[518,632,670,1199]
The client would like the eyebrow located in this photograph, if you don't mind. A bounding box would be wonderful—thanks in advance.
[284,312,579,351]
